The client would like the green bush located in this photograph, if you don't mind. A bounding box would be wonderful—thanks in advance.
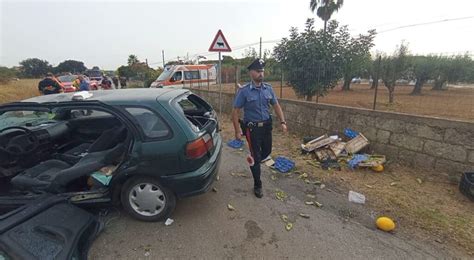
[0,67,17,84]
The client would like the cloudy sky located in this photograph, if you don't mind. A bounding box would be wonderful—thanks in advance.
[1,0,473,70]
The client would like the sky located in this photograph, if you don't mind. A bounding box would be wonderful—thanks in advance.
[1,0,473,70]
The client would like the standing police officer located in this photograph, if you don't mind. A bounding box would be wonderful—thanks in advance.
[232,59,287,198]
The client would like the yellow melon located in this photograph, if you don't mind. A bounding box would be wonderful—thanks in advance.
[376,217,396,232]
[372,164,384,172]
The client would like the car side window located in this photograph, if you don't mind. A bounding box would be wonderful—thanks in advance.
[184,71,200,80]
[124,107,170,139]
[173,71,182,81]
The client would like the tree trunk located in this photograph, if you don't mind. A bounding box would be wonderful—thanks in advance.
[410,79,424,95]
[432,79,447,91]
[342,77,351,91]
[324,20,327,33]
[388,86,395,103]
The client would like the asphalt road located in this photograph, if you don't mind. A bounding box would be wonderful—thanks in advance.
[89,146,459,259]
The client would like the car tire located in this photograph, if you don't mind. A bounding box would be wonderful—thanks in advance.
[121,176,176,222]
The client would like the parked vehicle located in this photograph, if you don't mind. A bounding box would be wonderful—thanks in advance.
[85,68,103,90]
[150,64,217,88]
[351,77,362,84]
[0,89,222,227]
[57,74,79,92]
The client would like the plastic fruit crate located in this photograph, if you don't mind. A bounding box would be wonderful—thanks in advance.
[459,172,474,201]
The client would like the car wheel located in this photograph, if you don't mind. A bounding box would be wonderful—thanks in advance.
[121,176,176,222]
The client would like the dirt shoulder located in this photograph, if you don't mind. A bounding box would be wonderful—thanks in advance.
[219,116,474,255]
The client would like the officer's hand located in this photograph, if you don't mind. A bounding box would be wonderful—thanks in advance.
[235,131,243,140]
[281,123,288,133]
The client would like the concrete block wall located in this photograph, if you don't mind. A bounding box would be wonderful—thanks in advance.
[192,89,474,177]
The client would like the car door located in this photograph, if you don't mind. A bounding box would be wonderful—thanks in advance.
[0,194,102,260]
[120,105,184,176]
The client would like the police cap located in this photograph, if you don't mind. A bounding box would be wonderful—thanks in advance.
[247,59,265,71]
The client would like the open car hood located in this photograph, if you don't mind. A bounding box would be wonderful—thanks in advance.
[0,194,103,260]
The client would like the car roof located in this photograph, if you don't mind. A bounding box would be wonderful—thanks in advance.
[22,89,190,105]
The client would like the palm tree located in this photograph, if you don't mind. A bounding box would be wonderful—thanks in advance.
[128,55,139,66]
[309,0,344,32]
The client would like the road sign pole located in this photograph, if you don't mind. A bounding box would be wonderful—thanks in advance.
[208,29,231,115]
[218,51,222,115]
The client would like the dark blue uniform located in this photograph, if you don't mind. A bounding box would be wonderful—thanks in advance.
[233,81,278,189]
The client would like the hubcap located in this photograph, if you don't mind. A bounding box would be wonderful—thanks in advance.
[129,183,166,216]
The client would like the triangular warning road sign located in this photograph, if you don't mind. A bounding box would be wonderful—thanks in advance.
[209,30,232,52]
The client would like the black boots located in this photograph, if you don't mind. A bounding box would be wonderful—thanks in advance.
[254,187,263,198]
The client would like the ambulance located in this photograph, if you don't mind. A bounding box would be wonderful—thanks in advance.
[150,64,217,88]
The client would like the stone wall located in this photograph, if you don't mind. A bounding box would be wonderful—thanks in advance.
[192,89,474,178]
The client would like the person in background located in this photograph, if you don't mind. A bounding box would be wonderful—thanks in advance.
[38,73,63,95]
[119,77,127,88]
[112,76,119,89]
[72,76,81,91]
[101,75,112,90]
[78,75,90,91]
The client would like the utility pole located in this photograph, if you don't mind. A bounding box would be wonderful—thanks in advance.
[145,58,148,67]
[259,37,262,59]
[162,50,165,68]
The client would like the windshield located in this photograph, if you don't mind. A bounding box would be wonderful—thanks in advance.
[87,70,102,78]
[58,75,78,82]
[157,68,173,81]
[0,110,56,130]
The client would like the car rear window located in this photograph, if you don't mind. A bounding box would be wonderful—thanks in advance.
[174,94,214,132]
[124,107,170,139]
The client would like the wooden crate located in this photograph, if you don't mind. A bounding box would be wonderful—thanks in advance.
[345,133,369,154]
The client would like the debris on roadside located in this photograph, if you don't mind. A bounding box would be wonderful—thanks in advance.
[306,194,316,199]
[300,129,386,172]
[281,214,289,223]
[212,187,218,192]
[348,190,366,204]
[344,128,359,139]
[376,216,396,232]
[165,218,174,226]
[305,200,322,207]
[298,172,308,179]
[274,156,295,173]
[416,178,423,184]
[275,190,288,201]
[301,135,338,152]
[227,139,244,149]
[271,175,277,181]
[459,172,474,201]
[227,204,235,211]
[299,213,310,219]
[285,222,293,231]
[262,156,275,167]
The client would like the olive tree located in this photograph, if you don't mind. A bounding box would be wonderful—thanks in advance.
[340,29,376,91]
[379,43,410,103]
[274,19,346,101]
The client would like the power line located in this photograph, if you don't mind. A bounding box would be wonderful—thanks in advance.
[377,16,474,33]
[148,16,474,66]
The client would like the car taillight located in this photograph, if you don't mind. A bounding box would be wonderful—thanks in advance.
[186,133,214,159]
